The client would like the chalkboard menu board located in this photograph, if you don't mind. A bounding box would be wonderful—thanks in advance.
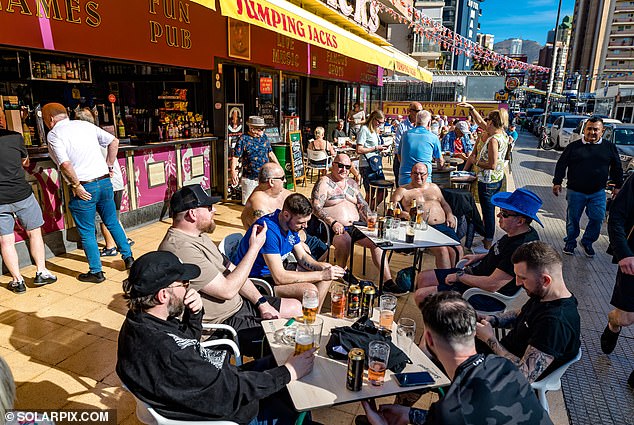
[260,101,276,126]
[265,127,282,145]
[289,131,305,187]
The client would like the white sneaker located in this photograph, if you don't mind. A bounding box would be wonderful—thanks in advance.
[34,270,57,285]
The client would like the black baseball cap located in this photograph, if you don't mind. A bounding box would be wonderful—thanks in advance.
[127,251,201,298]
[170,184,221,216]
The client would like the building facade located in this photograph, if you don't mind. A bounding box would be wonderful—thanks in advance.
[441,0,484,70]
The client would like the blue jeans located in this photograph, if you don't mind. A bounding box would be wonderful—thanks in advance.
[478,180,504,240]
[68,178,132,273]
[564,189,606,247]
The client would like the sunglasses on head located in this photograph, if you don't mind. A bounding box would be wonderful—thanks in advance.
[334,162,352,170]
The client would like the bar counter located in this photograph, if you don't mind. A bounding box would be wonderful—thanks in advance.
[14,137,220,265]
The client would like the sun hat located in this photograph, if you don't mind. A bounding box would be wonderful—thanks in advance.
[491,187,543,227]
[455,121,471,135]
[246,116,266,128]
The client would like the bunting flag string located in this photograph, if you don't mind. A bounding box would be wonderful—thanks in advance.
[372,0,551,74]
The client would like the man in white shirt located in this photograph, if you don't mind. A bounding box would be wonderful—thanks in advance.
[43,103,134,283]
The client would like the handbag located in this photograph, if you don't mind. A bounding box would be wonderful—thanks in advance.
[365,153,383,174]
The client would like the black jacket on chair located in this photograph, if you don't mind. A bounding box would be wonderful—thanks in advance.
[441,188,485,248]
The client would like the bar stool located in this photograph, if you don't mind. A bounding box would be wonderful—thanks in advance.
[367,179,394,212]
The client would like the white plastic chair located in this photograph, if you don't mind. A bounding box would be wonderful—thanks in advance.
[531,348,582,413]
[462,287,526,315]
[201,323,242,366]
[305,149,332,184]
[127,389,239,425]
[218,233,243,260]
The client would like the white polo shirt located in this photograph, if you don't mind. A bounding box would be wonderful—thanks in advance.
[47,118,115,181]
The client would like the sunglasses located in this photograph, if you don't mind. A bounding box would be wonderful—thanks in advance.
[270,176,286,182]
[334,162,352,170]
[500,210,520,218]
[169,280,190,289]
[409,109,422,112]
[484,118,491,122]
[375,119,385,124]
[413,172,428,177]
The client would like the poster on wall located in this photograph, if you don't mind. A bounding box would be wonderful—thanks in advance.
[228,18,251,61]
[226,103,244,202]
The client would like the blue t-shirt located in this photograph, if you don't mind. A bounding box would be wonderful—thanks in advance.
[231,210,300,278]
[398,126,441,186]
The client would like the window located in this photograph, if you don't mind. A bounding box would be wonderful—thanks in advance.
[470,9,475,18]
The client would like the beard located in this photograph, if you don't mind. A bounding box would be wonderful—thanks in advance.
[167,295,185,318]
[198,219,216,234]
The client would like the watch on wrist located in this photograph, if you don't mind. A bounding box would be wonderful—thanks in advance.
[255,296,268,308]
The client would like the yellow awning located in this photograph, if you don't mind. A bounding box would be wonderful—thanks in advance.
[191,0,431,82]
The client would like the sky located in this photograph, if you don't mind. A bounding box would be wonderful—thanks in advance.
[478,0,576,45]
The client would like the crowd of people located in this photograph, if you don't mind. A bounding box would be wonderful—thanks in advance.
[0,98,632,424]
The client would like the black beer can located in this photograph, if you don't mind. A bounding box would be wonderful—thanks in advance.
[346,348,365,391]
[347,284,362,318]
[360,284,376,317]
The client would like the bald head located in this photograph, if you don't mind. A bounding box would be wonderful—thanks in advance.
[42,103,68,129]
[259,162,285,183]
[416,110,432,127]
[408,102,422,121]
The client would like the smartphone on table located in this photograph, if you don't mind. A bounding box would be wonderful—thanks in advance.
[393,371,435,387]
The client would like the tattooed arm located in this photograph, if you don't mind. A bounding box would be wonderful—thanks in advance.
[311,176,335,225]
[476,317,554,382]
[353,182,371,221]
[483,309,519,329]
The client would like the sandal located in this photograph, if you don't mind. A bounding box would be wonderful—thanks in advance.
[100,247,118,257]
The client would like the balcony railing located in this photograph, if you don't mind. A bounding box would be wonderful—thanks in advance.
[606,50,634,58]
[412,42,441,54]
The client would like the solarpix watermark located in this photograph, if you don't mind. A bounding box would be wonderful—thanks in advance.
[5,409,116,424]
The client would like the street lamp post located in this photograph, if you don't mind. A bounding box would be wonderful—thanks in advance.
[542,0,563,129]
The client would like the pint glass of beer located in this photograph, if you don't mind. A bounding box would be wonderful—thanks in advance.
[367,212,378,231]
[294,324,315,355]
[379,294,397,330]
[302,289,319,324]
[330,283,347,318]
[368,341,390,386]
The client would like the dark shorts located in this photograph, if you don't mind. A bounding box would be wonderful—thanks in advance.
[434,268,507,312]
[305,234,328,260]
[431,223,461,242]
[610,269,634,312]
[222,296,282,357]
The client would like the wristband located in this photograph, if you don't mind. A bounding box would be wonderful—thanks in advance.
[255,296,268,308]
[71,182,81,189]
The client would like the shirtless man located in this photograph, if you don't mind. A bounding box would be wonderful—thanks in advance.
[311,154,395,289]
[241,163,327,261]
[392,163,463,269]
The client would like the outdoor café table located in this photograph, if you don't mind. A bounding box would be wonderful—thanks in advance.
[349,223,460,294]
[261,314,450,414]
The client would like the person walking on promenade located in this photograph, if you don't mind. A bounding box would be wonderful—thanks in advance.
[394,102,422,183]
[398,110,443,187]
[600,174,634,388]
[0,109,57,293]
[230,116,280,205]
[356,110,388,195]
[460,103,510,250]
[552,116,623,257]
[43,103,134,283]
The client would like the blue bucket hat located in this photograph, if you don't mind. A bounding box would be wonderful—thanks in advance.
[491,187,543,227]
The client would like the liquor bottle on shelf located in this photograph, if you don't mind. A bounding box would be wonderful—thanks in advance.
[117,117,126,138]
[22,122,32,146]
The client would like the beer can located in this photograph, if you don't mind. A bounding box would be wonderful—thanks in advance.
[346,348,365,391]
[360,284,376,318]
[346,284,362,318]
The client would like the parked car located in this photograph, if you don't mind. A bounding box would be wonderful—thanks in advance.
[543,112,569,135]
[549,115,588,149]
[531,114,545,135]
[570,118,622,145]
[602,123,634,175]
